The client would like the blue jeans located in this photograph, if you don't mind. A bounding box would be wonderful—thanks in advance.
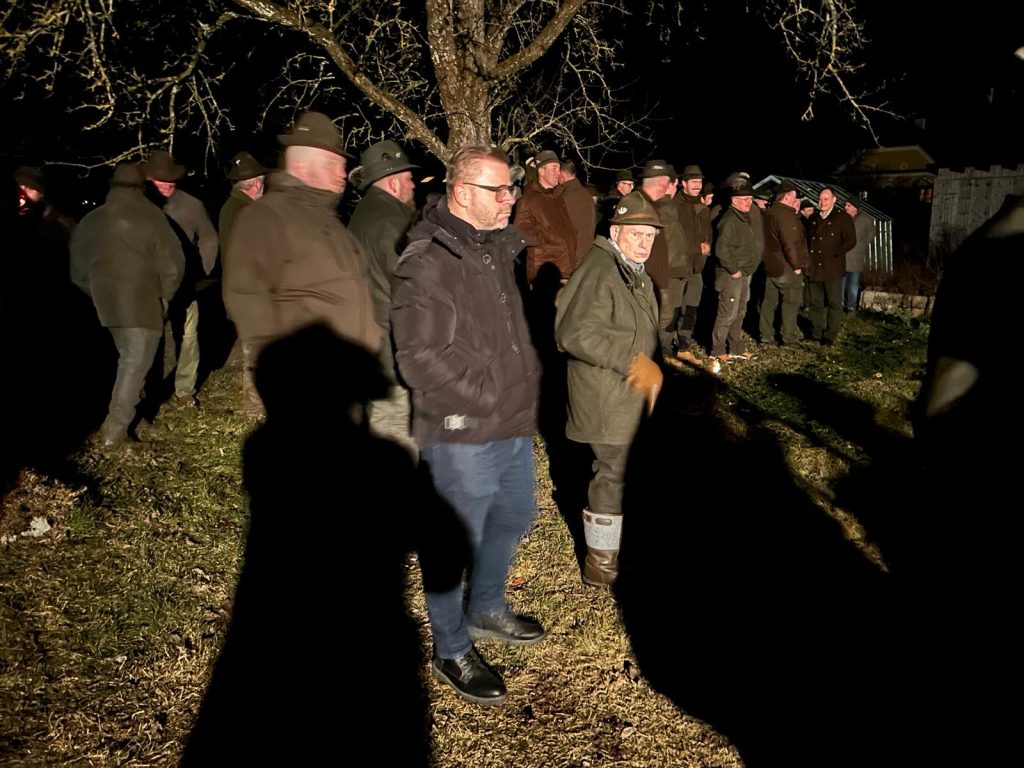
[420,436,536,659]
[842,272,861,311]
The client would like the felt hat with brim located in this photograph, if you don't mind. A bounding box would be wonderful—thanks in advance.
[143,150,186,182]
[774,180,798,198]
[353,140,420,191]
[277,111,355,160]
[226,151,269,181]
[609,191,664,228]
[533,150,560,168]
[615,169,635,183]
[639,159,674,179]
[732,178,756,197]
[680,164,704,181]
[111,163,146,188]
[14,166,45,193]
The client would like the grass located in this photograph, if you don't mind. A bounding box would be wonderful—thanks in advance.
[0,309,928,766]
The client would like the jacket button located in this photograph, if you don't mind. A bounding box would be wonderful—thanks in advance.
[499,291,507,303]
[482,254,492,264]
[512,343,520,354]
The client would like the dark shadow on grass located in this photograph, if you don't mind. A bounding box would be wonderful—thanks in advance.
[181,324,467,767]
[615,371,908,767]
[765,372,920,575]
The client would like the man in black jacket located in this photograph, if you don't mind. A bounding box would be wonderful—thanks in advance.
[391,146,544,707]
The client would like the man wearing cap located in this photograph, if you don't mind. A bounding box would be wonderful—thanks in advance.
[709,176,760,365]
[392,145,543,707]
[224,112,380,374]
[555,191,663,587]
[348,140,420,455]
[637,159,688,363]
[806,188,856,345]
[513,149,578,283]
[673,164,713,364]
[759,180,809,347]
[143,149,219,407]
[558,159,597,268]
[700,182,715,209]
[218,151,269,415]
[219,152,268,250]
[597,169,635,237]
[70,163,185,448]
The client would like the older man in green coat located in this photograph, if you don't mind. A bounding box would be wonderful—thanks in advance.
[555,192,663,587]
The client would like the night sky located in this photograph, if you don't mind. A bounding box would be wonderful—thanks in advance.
[2,2,1020,209]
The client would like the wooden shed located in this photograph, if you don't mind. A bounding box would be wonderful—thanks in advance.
[753,176,894,273]
[928,164,1024,257]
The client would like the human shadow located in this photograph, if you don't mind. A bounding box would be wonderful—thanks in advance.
[615,371,908,767]
[181,324,467,766]
[0,189,110,506]
[530,261,592,569]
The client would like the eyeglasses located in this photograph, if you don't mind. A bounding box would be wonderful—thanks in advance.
[461,181,520,201]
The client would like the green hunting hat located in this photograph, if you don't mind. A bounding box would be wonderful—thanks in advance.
[609,191,664,228]
[774,179,798,198]
[110,163,145,188]
[615,169,635,183]
[354,140,420,191]
[226,151,269,181]
[277,111,355,160]
[143,150,186,182]
[680,164,704,180]
[732,177,755,197]
[533,150,560,168]
[639,159,674,179]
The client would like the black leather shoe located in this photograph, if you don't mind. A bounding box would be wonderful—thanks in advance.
[431,646,507,706]
[468,611,546,646]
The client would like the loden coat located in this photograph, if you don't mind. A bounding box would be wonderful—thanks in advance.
[555,237,659,445]
[70,185,185,330]
[223,171,381,358]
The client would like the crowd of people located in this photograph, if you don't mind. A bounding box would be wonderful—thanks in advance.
[7,113,879,709]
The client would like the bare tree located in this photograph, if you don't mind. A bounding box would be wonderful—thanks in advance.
[0,0,882,167]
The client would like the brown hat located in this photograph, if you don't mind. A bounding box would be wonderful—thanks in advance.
[639,159,674,179]
[609,191,664,228]
[679,164,704,181]
[110,163,146,188]
[14,166,45,193]
[277,111,355,160]
[143,150,186,182]
[226,151,270,181]
[732,177,755,197]
[533,150,560,168]
[774,180,798,198]
[353,140,420,191]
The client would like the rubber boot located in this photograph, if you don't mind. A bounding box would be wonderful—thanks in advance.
[582,508,623,587]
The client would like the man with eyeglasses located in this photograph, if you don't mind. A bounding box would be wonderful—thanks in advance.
[391,145,543,707]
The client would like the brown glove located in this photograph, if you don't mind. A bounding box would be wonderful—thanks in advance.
[626,353,663,416]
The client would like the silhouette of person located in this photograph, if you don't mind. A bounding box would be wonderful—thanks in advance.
[182,323,465,766]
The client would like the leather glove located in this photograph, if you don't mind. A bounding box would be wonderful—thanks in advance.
[626,352,663,416]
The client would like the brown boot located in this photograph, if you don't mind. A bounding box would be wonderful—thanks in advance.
[582,509,623,587]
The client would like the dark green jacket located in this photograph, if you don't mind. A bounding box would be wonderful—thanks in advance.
[70,186,185,329]
[676,192,712,277]
[714,206,760,277]
[348,186,416,379]
[555,237,659,445]
[219,187,252,255]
